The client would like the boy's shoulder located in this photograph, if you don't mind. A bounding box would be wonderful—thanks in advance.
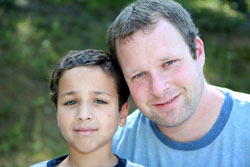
[30,160,48,167]
[30,155,68,167]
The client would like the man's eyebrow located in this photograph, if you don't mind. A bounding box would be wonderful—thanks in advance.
[159,57,171,62]
[92,91,112,97]
[60,91,77,98]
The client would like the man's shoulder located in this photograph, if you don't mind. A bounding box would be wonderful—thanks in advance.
[113,109,150,140]
[216,86,250,103]
[126,159,145,167]
[127,110,143,122]
[123,109,152,130]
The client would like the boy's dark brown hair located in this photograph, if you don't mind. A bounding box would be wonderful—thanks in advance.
[50,49,130,110]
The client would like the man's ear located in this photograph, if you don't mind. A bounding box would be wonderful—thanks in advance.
[119,102,129,127]
[195,36,205,69]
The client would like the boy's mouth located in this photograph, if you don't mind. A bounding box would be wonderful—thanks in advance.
[74,127,98,135]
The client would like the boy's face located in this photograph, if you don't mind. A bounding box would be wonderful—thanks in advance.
[56,66,128,154]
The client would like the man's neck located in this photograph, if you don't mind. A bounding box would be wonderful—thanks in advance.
[158,84,224,142]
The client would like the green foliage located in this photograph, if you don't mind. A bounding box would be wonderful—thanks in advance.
[0,0,249,166]
[204,33,250,92]
[192,7,246,33]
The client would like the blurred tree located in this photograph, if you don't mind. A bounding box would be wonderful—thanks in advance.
[0,0,16,9]
[224,0,249,14]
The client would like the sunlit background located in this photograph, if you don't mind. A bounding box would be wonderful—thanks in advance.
[0,0,249,166]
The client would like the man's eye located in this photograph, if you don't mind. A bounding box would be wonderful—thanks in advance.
[94,100,107,104]
[134,73,144,78]
[64,101,77,106]
[165,60,175,66]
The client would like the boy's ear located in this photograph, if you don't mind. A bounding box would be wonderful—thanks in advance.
[54,104,60,128]
[53,103,57,110]
[119,102,129,127]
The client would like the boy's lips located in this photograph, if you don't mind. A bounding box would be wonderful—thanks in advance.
[74,127,98,136]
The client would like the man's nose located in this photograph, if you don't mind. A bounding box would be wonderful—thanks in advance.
[151,72,170,97]
[76,105,93,121]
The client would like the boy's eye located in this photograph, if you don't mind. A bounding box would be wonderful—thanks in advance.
[64,101,77,106]
[94,99,107,104]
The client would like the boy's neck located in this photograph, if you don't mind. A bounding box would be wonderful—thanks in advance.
[59,147,118,167]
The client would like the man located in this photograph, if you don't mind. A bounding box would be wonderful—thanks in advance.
[106,0,250,166]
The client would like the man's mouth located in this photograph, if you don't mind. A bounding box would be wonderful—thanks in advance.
[152,94,181,109]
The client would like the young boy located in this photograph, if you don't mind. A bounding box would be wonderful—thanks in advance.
[31,49,144,167]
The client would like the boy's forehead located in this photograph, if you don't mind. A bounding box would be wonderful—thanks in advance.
[58,66,118,95]
[62,66,111,79]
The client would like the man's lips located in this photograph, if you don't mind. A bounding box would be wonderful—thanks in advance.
[152,94,181,108]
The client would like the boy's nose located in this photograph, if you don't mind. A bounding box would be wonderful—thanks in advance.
[76,105,93,121]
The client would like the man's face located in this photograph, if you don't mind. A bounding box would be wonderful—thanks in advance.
[116,18,205,128]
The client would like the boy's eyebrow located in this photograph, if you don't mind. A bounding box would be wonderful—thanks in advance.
[60,91,77,98]
[92,91,112,97]
[59,90,112,98]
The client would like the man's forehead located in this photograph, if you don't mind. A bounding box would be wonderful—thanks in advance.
[116,28,153,48]
[116,34,136,46]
